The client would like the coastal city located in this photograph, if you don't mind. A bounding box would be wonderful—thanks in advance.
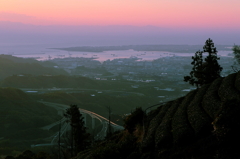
[50,52,234,83]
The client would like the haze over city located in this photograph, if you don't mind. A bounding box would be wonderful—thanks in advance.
[1,1,240,158]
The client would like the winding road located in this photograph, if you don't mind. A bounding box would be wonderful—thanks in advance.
[33,101,124,147]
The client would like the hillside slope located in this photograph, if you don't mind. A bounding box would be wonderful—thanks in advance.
[76,71,240,159]
[141,72,240,158]
[0,87,61,155]
[0,55,68,80]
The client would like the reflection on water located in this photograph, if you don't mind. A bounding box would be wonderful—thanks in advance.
[0,44,232,62]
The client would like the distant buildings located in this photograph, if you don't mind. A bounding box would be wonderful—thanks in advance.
[48,55,234,83]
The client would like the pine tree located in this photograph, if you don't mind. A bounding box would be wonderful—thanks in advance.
[184,50,204,88]
[202,38,222,84]
[231,44,240,72]
[184,38,222,88]
[232,44,240,65]
[64,105,90,157]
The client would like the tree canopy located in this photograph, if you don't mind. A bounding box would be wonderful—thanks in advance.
[232,45,240,64]
[64,105,90,157]
[184,38,222,88]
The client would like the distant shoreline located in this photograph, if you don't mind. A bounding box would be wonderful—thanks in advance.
[50,44,232,53]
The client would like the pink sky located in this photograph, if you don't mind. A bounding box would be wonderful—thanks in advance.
[1,0,240,29]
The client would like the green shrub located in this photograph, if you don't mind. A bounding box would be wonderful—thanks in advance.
[123,107,145,134]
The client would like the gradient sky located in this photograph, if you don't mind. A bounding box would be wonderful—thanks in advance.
[1,0,240,29]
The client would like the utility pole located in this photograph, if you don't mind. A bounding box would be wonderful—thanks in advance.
[106,106,112,137]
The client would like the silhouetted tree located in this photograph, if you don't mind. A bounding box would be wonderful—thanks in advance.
[184,50,204,88]
[184,38,222,88]
[231,44,240,72]
[64,105,90,157]
[124,107,145,134]
[202,38,222,83]
[232,44,240,64]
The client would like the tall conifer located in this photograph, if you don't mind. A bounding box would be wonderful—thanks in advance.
[184,38,222,88]
[64,105,90,157]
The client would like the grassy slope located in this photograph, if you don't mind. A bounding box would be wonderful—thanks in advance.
[0,87,61,156]
[0,55,68,80]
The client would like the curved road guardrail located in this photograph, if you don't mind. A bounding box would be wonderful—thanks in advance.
[39,101,124,142]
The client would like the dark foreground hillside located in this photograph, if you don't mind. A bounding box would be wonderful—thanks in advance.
[76,71,240,159]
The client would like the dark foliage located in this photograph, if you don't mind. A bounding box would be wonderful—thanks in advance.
[184,38,222,88]
[64,105,91,157]
[123,107,145,134]
[232,44,240,64]
[231,44,240,72]
[77,132,140,159]
[184,50,204,87]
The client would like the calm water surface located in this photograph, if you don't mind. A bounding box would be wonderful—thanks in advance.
[0,44,232,62]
